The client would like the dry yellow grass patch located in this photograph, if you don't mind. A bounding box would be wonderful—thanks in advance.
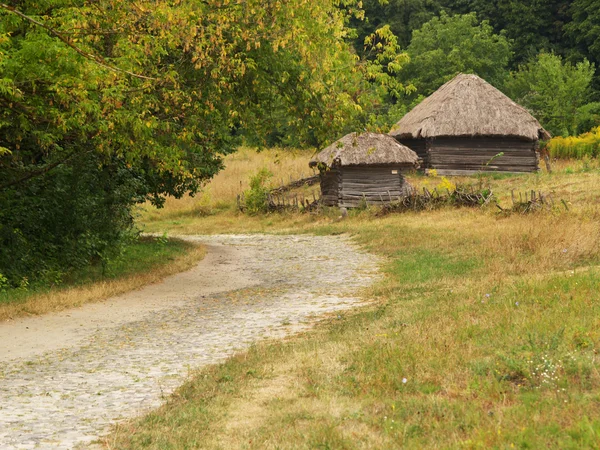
[0,243,206,321]
[140,147,316,224]
[177,338,393,450]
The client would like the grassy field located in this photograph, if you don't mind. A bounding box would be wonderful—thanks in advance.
[0,237,206,321]
[109,151,600,449]
[138,146,318,230]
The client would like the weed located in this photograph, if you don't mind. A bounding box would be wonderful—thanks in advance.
[549,127,600,159]
[243,168,274,214]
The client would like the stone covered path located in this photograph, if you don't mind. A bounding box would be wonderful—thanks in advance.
[0,235,379,449]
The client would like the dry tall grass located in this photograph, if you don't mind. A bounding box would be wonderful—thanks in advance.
[139,153,600,236]
[140,147,316,223]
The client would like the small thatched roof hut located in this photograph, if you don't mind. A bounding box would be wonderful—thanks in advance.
[310,132,419,207]
[389,74,550,175]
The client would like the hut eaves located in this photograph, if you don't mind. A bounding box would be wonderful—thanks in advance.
[389,74,551,141]
[310,132,419,168]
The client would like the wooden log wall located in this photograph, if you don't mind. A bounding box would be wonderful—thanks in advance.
[397,138,428,165]
[428,137,538,175]
[339,165,410,208]
[319,169,341,206]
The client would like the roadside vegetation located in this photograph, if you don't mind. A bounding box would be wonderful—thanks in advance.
[549,127,600,160]
[0,237,205,321]
[107,153,600,449]
[3,0,600,302]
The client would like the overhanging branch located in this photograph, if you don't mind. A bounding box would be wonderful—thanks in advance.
[0,148,83,190]
[0,3,159,81]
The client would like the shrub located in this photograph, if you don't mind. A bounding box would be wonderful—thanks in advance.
[243,168,273,215]
[0,153,145,287]
[548,127,600,159]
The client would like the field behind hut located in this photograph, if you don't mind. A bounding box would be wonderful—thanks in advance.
[118,150,600,449]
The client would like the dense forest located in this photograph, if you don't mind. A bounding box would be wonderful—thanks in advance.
[1,0,598,287]
[353,0,600,136]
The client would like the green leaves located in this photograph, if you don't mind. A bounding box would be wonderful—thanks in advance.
[0,0,379,284]
[566,0,600,71]
[505,53,595,136]
[363,25,413,99]
[402,12,512,95]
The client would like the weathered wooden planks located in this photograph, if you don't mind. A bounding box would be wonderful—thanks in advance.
[319,169,341,206]
[394,136,539,173]
[398,138,428,164]
[317,165,412,208]
[339,166,409,207]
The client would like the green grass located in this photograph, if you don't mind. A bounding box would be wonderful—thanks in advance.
[71,237,192,284]
[0,237,190,306]
[107,158,600,449]
[109,209,600,449]
[389,248,480,284]
[0,236,205,320]
[110,266,600,448]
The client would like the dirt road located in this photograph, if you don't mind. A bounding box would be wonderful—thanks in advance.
[0,234,379,449]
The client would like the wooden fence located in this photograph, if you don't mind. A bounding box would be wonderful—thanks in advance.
[496,189,556,214]
[237,175,557,216]
[237,175,322,213]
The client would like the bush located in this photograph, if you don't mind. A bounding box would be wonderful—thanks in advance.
[0,153,152,287]
[505,53,595,136]
[242,168,273,215]
[548,127,600,159]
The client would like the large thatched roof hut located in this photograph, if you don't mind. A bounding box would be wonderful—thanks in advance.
[310,132,419,207]
[389,74,551,175]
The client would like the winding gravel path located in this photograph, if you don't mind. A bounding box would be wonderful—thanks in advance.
[0,234,380,449]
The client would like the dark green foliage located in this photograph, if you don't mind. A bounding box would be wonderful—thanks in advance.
[0,236,193,305]
[352,0,441,51]
[357,1,600,137]
[401,12,512,95]
[566,0,600,100]
[356,0,574,69]
[470,0,572,66]
[0,153,160,286]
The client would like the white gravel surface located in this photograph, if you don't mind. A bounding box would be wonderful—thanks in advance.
[0,234,380,449]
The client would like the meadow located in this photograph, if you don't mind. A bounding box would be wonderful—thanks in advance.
[103,150,600,449]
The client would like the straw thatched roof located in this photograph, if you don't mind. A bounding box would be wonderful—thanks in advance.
[389,74,551,141]
[309,132,419,168]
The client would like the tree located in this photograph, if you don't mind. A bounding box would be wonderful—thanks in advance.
[504,53,595,136]
[351,0,442,52]
[358,25,415,131]
[470,0,572,66]
[0,0,370,285]
[401,12,512,94]
[566,0,600,100]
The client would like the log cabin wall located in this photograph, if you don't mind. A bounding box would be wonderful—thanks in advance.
[397,138,428,166]
[427,137,538,175]
[319,168,341,206]
[339,165,410,208]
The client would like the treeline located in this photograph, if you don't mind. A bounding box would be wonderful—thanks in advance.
[351,0,600,138]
